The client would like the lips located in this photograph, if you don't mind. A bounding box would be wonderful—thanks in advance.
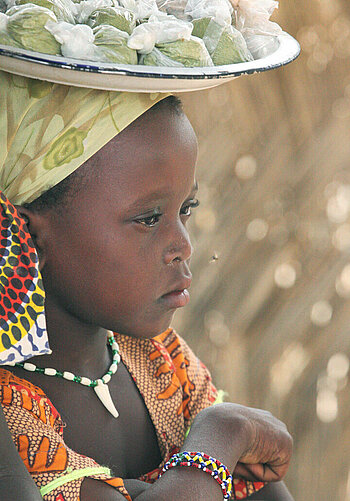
[163,277,192,296]
[160,277,192,309]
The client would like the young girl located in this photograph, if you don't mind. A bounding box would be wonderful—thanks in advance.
[0,71,293,500]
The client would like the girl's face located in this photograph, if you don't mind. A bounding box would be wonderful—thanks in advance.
[41,104,198,338]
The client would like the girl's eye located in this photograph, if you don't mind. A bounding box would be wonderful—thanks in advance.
[135,213,162,227]
[181,199,200,217]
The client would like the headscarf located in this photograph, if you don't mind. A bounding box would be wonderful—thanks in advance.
[0,69,169,364]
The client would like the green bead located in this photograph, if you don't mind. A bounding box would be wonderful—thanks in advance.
[74,376,82,383]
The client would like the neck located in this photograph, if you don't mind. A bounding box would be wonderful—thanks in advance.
[28,296,112,380]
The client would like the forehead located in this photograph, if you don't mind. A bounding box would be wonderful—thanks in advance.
[83,104,198,207]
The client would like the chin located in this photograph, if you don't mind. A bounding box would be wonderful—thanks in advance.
[119,316,174,339]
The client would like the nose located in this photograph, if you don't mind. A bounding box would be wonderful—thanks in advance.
[163,221,193,265]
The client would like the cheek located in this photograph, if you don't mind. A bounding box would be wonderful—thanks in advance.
[44,222,164,318]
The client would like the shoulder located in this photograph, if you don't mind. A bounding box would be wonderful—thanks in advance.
[0,367,62,430]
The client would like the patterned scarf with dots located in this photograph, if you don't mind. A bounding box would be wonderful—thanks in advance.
[0,191,49,365]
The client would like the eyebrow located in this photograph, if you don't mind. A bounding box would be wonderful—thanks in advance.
[126,181,198,213]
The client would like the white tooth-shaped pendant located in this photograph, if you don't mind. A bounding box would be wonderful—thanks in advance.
[94,382,119,418]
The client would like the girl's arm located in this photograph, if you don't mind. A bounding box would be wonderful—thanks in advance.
[124,479,295,501]
[0,405,42,501]
[247,481,294,500]
[81,403,294,501]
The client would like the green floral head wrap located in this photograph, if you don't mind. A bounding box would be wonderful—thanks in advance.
[0,69,169,365]
[0,70,168,204]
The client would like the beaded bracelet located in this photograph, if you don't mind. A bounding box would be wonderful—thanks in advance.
[159,451,233,500]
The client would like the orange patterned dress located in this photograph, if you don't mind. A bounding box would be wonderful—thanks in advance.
[0,328,265,500]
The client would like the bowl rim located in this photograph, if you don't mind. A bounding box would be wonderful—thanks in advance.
[0,31,300,91]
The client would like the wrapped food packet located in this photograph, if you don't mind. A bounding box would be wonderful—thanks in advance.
[0,29,21,45]
[156,0,189,20]
[231,0,282,59]
[119,0,159,21]
[232,0,281,35]
[140,46,183,66]
[45,20,95,58]
[141,35,213,67]
[13,0,76,23]
[87,6,136,34]
[74,0,112,24]
[93,24,137,63]
[0,11,21,45]
[185,0,233,26]
[46,19,137,63]
[192,17,252,64]
[128,13,192,54]
[243,31,278,58]
[6,4,61,54]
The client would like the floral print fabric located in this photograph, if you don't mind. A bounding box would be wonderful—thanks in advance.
[0,328,265,500]
[0,70,168,205]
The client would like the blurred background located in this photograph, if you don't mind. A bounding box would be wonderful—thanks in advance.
[173,1,350,499]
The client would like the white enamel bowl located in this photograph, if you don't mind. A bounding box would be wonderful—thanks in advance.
[0,32,300,92]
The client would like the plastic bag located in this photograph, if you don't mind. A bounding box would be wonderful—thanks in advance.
[13,0,76,23]
[192,16,252,64]
[243,31,278,58]
[1,0,16,11]
[140,46,184,66]
[87,6,135,34]
[93,24,137,63]
[155,0,189,20]
[46,19,138,63]
[74,0,112,24]
[0,10,7,27]
[0,11,20,45]
[185,0,233,26]
[6,4,61,54]
[231,0,282,59]
[46,20,94,58]
[232,0,281,35]
[128,14,192,54]
[119,0,159,21]
[141,36,213,66]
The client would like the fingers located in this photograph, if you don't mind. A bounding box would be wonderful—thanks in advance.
[232,405,293,483]
[234,461,291,483]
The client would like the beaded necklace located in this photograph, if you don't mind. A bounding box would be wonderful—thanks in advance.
[15,331,120,418]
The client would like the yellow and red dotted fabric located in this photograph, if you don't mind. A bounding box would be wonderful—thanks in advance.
[0,191,50,365]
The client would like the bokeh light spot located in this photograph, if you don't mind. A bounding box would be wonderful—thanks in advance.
[274,263,297,289]
[235,155,257,180]
[311,300,333,326]
[246,218,269,241]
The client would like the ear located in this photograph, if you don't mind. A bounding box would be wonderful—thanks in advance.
[15,206,49,271]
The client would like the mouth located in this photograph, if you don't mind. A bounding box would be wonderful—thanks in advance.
[159,278,192,309]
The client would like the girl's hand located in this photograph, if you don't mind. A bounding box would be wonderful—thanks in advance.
[185,403,293,483]
[229,404,293,482]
